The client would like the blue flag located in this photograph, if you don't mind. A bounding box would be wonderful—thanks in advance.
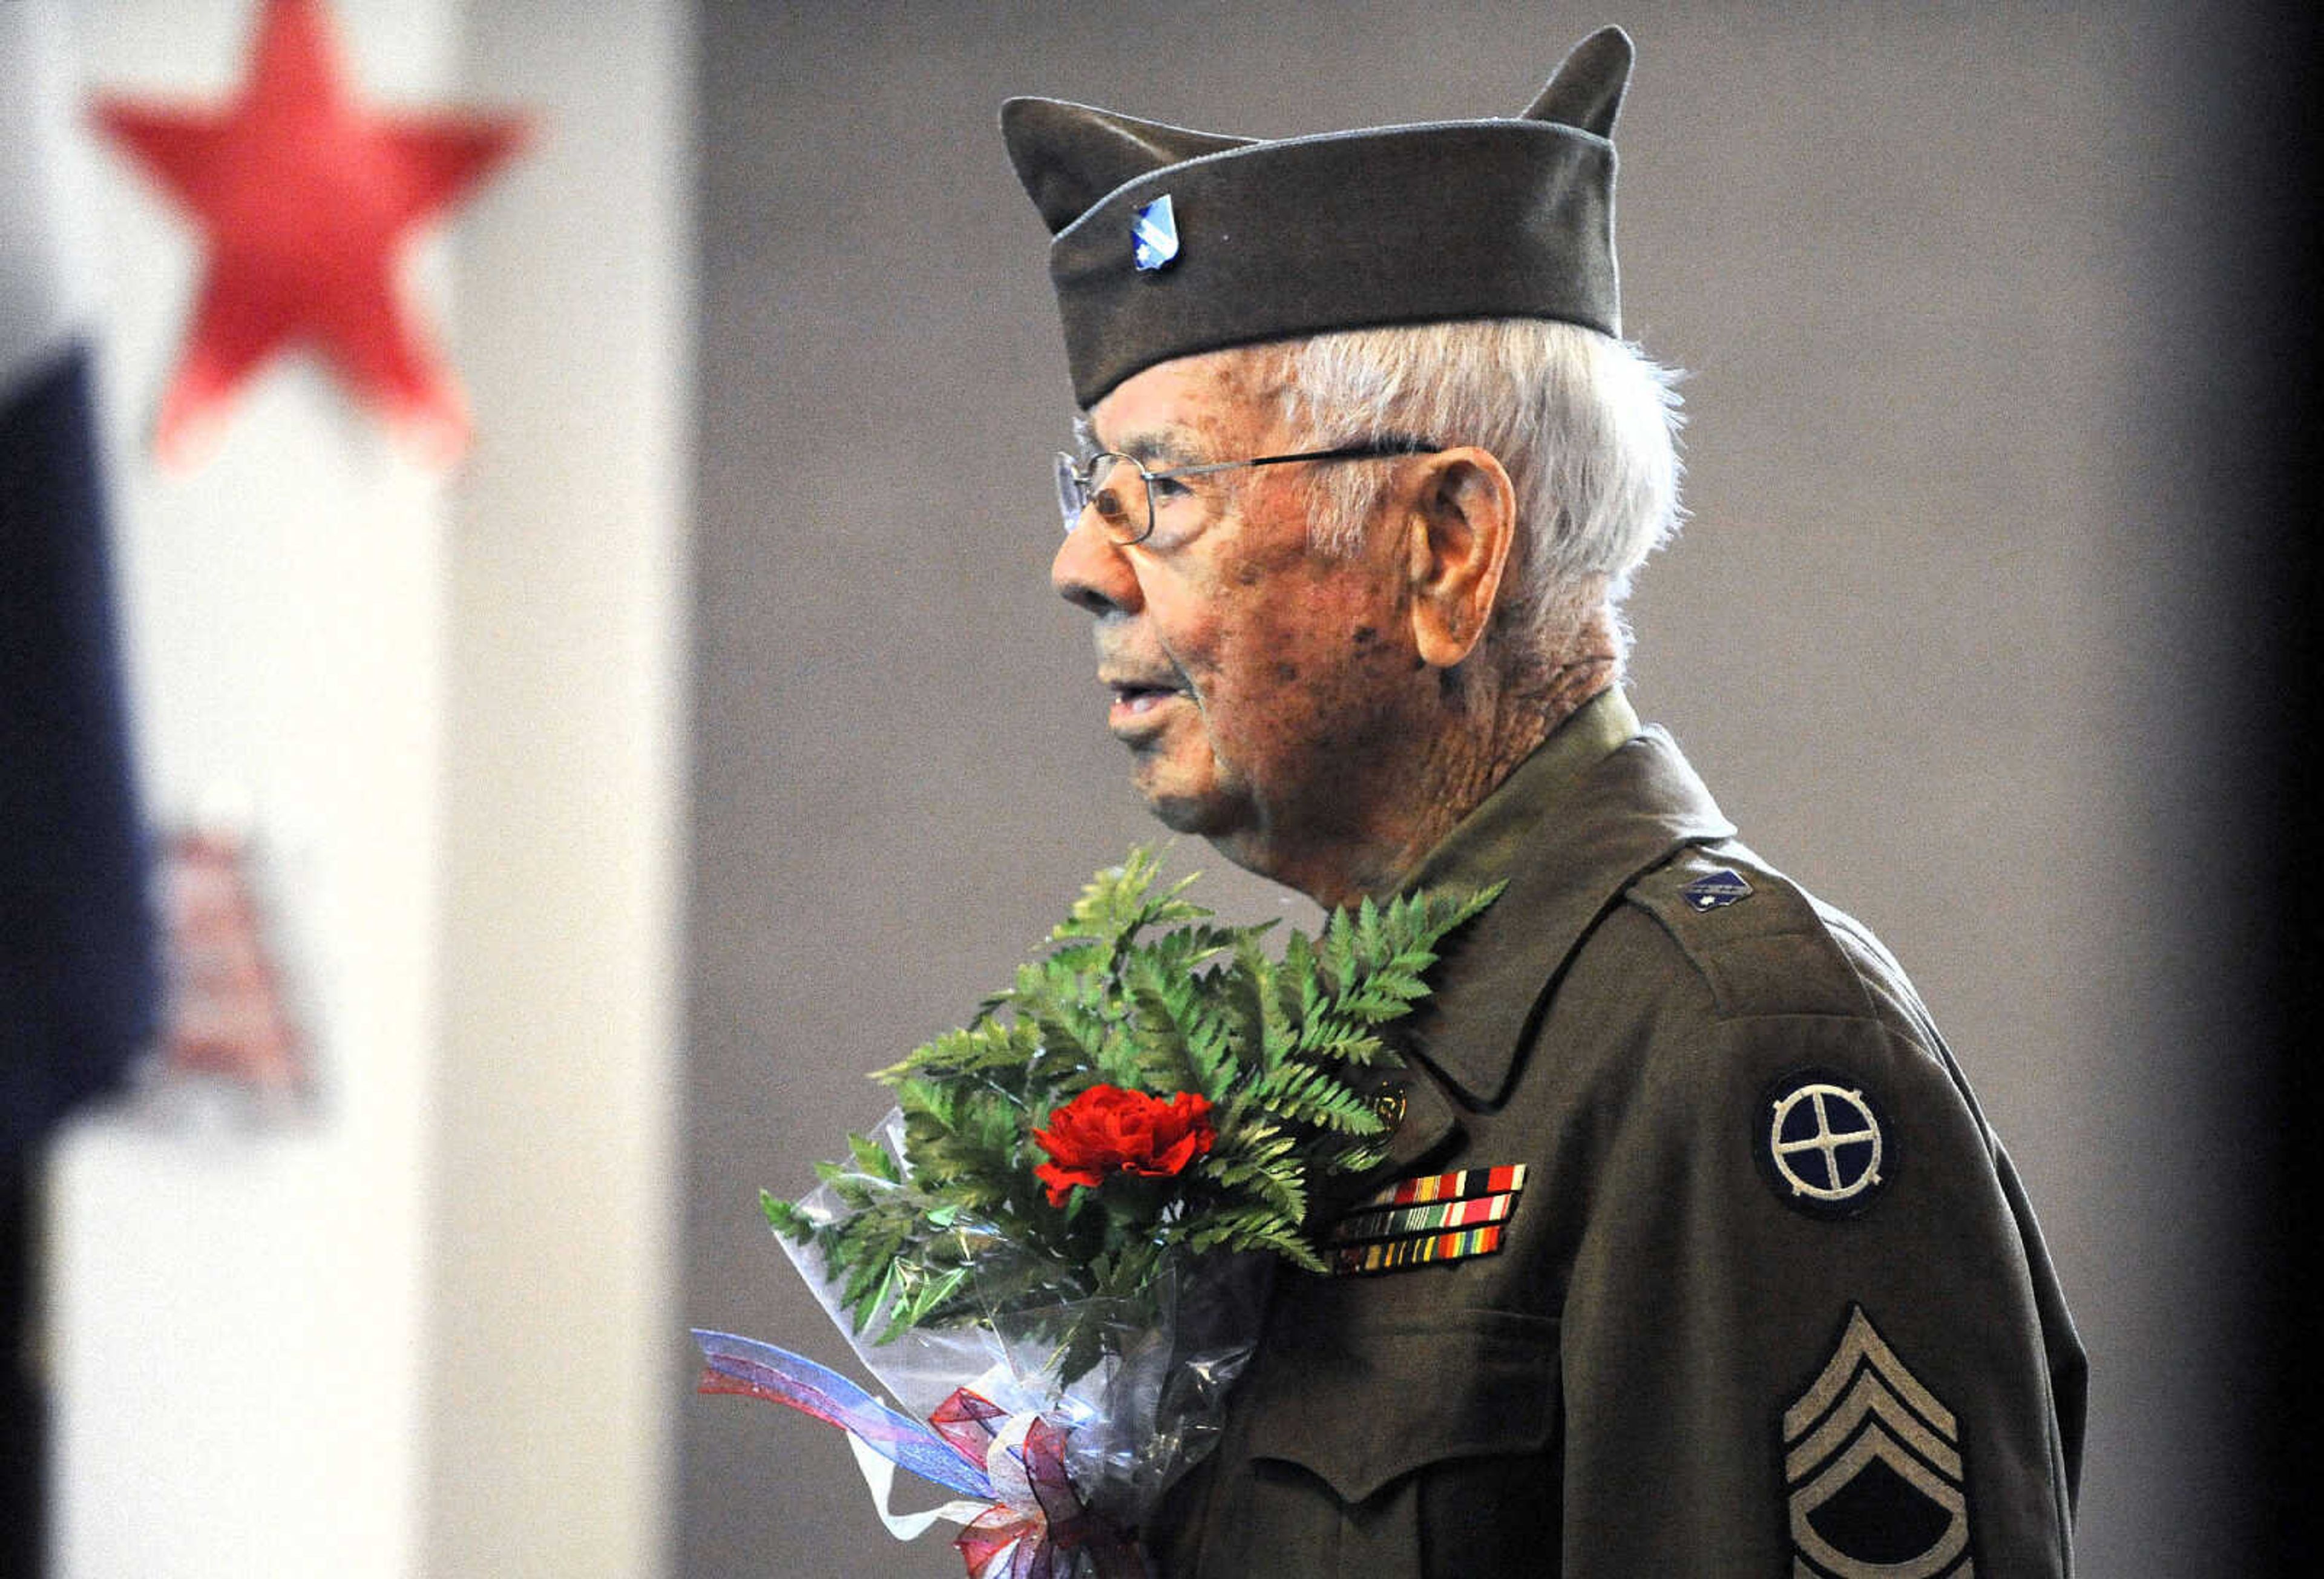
[2,1,160,1158]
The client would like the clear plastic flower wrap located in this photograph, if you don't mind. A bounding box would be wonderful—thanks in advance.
[782,1108,1275,1534]
[690,849,1500,1577]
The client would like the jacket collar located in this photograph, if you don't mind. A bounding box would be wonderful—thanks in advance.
[1393,686,1735,1112]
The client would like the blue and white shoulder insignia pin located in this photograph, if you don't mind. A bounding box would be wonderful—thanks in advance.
[1680,867,1752,911]
[1132,194,1178,272]
[1757,1068,1889,1220]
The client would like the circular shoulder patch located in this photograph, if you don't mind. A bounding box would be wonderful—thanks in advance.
[1756,1068,1891,1220]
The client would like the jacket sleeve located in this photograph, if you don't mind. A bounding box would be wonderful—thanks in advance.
[1552,993,2080,1577]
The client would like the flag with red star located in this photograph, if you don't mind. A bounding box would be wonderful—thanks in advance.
[93,0,530,467]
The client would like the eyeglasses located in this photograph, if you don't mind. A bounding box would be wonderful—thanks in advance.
[1054,439,1439,546]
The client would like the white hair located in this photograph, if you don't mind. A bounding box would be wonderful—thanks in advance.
[1261,318,1685,666]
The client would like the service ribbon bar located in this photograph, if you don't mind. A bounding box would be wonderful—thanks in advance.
[1331,1189,1518,1245]
[1333,1223,1508,1276]
[1357,1163,1528,1210]
[1328,1163,1529,1275]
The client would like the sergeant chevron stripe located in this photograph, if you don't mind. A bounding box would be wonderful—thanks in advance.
[1782,1305,1972,1579]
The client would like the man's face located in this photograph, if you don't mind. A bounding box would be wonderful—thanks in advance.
[1050,349,1426,873]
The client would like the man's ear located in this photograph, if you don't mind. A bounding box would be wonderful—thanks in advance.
[1403,447,1516,669]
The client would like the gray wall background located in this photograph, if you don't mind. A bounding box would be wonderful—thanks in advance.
[683,4,2290,1574]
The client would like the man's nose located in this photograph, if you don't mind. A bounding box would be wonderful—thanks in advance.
[1051,515,1142,616]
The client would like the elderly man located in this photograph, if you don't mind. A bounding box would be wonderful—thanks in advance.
[1005,24,2083,1578]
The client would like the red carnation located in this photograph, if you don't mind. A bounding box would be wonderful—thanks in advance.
[1032,1086,1216,1206]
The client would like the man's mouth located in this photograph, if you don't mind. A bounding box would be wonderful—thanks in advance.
[1103,676,1188,735]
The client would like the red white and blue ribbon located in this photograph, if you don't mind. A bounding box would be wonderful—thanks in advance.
[692,1329,1145,1578]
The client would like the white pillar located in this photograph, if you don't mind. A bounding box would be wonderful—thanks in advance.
[422,1,691,1574]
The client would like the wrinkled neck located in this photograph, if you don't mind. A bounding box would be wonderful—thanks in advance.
[1237,611,1623,911]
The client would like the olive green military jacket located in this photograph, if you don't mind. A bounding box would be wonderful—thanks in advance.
[1147,688,2086,1578]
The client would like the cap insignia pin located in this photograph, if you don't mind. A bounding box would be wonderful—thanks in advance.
[1132,194,1178,271]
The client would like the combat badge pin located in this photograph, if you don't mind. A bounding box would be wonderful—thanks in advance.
[1132,194,1178,271]
[1783,1305,1971,1578]
[1758,1069,1890,1220]
[1679,867,1752,910]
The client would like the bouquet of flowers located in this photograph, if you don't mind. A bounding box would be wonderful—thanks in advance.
[693,848,1498,1578]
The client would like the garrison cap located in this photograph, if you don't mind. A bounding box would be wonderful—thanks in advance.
[1002,24,1633,409]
